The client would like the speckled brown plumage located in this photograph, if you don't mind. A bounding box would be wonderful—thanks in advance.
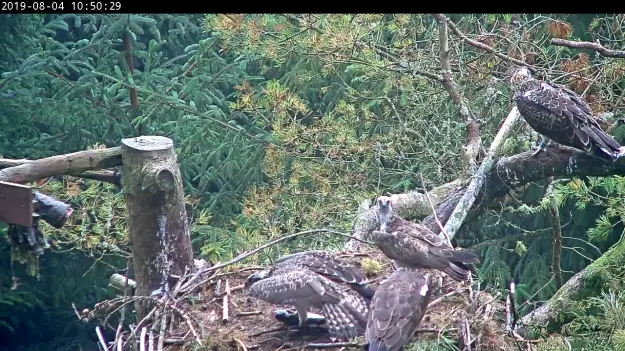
[244,261,369,341]
[370,196,480,282]
[275,250,375,299]
[365,269,432,351]
[510,66,625,160]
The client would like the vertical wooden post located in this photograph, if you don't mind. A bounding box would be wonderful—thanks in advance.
[121,136,194,318]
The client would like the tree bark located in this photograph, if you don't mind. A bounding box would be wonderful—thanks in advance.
[121,136,194,319]
[345,145,625,250]
[518,235,625,334]
[0,147,122,184]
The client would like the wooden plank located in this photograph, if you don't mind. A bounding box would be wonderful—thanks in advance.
[0,181,33,226]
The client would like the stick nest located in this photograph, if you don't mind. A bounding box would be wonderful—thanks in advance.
[88,247,534,351]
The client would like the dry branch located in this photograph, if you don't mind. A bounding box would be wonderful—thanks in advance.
[441,106,521,241]
[443,15,536,72]
[0,148,122,184]
[433,14,482,175]
[550,38,625,58]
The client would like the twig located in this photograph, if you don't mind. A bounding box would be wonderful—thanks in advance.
[222,279,230,323]
[233,337,249,351]
[157,307,167,351]
[461,314,472,351]
[96,326,109,351]
[419,173,451,246]
[251,327,291,337]
[550,38,625,58]
[546,177,563,289]
[428,290,459,308]
[114,258,132,348]
[140,327,147,351]
[237,311,262,317]
[200,229,372,274]
[442,15,536,71]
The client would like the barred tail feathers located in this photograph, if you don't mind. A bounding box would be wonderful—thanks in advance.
[322,295,368,340]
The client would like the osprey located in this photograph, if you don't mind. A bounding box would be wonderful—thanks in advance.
[365,269,432,351]
[510,66,625,160]
[274,250,375,300]
[244,262,369,341]
[370,196,480,282]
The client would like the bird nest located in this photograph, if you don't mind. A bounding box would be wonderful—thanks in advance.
[147,246,531,351]
[80,246,534,351]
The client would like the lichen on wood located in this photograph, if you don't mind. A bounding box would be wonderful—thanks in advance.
[121,136,194,319]
[519,234,625,334]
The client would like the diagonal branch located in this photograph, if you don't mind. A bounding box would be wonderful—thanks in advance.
[433,14,482,176]
[443,16,536,72]
[440,106,521,241]
[550,38,625,58]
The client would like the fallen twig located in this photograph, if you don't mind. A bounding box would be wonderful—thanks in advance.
[199,229,372,275]
[440,106,521,241]
[550,38,625,58]
[237,311,262,317]
[233,337,249,351]
[223,279,230,323]
[419,173,451,245]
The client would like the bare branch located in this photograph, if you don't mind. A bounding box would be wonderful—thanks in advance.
[0,148,122,184]
[550,38,625,58]
[441,107,521,241]
[433,14,482,175]
[443,16,536,71]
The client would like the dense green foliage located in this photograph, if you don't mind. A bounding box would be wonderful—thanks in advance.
[1,13,625,350]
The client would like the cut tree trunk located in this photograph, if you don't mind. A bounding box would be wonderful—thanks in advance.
[121,136,194,319]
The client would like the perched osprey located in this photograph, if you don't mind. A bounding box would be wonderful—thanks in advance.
[274,250,375,300]
[365,269,432,351]
[510,66,625,160]
[370,196,480,282]
[244,263,369,341]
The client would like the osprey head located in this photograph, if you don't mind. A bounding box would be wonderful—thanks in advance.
[375,195,393,213]
[375,196,394,230]
[245,269,271,288]
[510,66,532,90]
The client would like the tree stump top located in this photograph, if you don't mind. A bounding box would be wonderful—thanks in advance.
[121,136,173,152]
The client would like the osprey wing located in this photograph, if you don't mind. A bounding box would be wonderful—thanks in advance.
[516,80,623,158]
[365,270,432,351]
[276,250,369,285]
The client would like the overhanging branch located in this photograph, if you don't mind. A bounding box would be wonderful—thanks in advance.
[0,148,122,184]
[550,38,625,59]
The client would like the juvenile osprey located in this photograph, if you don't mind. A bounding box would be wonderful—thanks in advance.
[510,66,625,160]
[365,269,432,351]
[245,263,369,341]
[370,196,480,282]
[274,250,375,299]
